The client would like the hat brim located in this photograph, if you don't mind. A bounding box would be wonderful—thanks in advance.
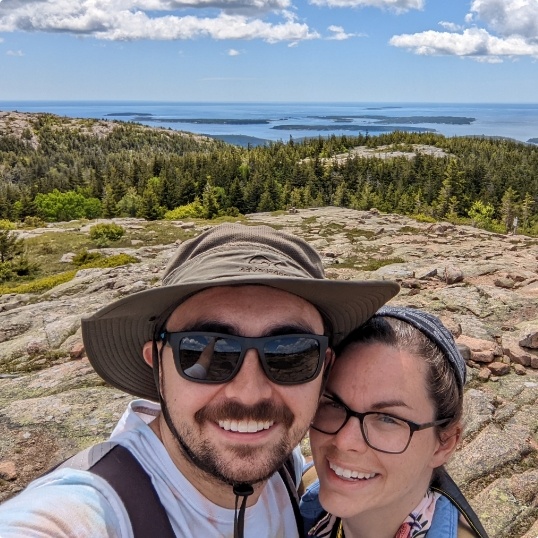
[81,276,399,400]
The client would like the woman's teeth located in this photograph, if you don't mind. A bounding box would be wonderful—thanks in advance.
[329,462,376,480]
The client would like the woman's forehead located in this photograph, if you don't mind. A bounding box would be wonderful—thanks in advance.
[329,343,430,400]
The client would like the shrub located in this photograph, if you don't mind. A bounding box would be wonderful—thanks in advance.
[89,223,125,247]
[0,230,24,263]
[164,200,206,220]
[78,253,139,269]
[468,201,495,230]
[23,216,46,228]
[410,213,436,223]
[34,189,102,222]
[72,249,103,266]
[0,220,16,230]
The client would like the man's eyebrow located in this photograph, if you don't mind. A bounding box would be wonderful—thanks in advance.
[170,321,319,336]
[264,323,320,336]
[172,321,236,334]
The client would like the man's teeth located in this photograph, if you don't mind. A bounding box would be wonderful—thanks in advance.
[218,420,274,433]
[329,462,376,480]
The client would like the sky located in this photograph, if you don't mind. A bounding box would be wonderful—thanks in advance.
[0,0,537,102]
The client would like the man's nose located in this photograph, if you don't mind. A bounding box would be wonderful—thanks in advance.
[223,348,273,402]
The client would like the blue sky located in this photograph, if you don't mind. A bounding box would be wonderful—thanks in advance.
[0,0,537,102]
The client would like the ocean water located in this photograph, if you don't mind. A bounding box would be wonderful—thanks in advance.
[1,101,537,146]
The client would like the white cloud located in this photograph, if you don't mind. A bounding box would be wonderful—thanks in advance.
[326,25,362,40]
[390,27,538,60]
[6,49,24,56]
[471,0,538,39]
[0,0,318,42]
[390,0,538,62]
[309,0,424,13]
[438,21,461,32]
[227,48,241,55]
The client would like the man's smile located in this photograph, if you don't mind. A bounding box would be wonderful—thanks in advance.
[218,419,275,433]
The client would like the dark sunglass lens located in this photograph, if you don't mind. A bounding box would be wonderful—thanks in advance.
[263,336,321,383]
[179,335,241,382]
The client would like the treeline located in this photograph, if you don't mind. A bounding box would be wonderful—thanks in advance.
[0,113,537,234]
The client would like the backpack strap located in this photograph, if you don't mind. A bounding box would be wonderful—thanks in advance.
[431,468,490,538]
[58,442,175,538]
[279,456,306,538]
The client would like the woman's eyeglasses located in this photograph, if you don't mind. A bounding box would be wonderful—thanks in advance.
[160,331,328,385]
[311,393,452,454]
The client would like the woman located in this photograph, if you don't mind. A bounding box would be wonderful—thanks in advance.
[302,306,489,538]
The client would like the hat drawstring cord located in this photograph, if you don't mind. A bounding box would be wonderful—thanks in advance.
[233,483,254,538]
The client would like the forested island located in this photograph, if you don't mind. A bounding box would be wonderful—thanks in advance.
[0,111,537,237]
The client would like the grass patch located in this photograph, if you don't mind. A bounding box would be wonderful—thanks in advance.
[0,271,77,295]
[78,253,139,269]
[319,222,344,237]
[410,213,436,223]
[345,229,375,242]
[0,253,139,295]
[398,226,422,234]
[25,231,94,275]
[336,256,405,271]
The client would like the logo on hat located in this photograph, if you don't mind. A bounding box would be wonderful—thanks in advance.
[241,255,288,275]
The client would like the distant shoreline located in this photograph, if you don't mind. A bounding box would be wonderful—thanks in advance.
[1,102,536,144]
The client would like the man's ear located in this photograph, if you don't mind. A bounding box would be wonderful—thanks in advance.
[431,424,462,468]
[142,341,154,367]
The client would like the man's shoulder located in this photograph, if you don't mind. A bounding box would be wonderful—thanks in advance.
[0,466,129,537]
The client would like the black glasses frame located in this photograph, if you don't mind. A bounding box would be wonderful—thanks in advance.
[160,331,329,385]
[311,393,453,454]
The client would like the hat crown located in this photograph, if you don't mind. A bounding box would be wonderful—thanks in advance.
[163,223,325,286]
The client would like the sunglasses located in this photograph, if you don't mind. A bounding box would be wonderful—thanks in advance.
[160,331,328,385]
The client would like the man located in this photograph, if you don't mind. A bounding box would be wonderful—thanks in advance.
[0,223,398,537]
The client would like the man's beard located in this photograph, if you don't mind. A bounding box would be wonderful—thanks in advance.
[160,397,303,486]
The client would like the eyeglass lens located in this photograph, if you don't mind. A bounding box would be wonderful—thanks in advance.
[312,397,413,454]
[172,332,324,384]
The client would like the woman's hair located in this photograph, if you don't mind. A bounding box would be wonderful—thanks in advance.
[335,315,463,439]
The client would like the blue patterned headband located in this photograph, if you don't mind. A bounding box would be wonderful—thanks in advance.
[374,306,466,389]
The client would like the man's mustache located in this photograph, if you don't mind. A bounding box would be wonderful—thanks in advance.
[195,400,295,428]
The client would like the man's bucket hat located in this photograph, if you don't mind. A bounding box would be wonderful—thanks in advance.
[81,223,400,400]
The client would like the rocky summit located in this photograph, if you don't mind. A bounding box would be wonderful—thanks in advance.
[0,207,537,537]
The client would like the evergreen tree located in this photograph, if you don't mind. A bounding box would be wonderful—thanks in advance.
[500,187,519,232]
[0,230,23,263]
[202,178,220,219]
[101,185,117,218]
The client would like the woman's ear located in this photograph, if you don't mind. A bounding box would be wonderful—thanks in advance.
[142,341,154,367]
[431,424,462,468]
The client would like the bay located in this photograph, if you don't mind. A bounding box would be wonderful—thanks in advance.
[1,101,537,146]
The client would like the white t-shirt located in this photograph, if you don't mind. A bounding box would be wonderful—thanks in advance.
[0,400,304,538]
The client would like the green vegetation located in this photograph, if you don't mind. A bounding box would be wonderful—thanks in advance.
[0,251,139,294]
[0,114,537,235]
[89,223,125,247]
[0,270,77,294]
[0,229,40,282]
[72,250,138,268]
[336,256,405,270]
